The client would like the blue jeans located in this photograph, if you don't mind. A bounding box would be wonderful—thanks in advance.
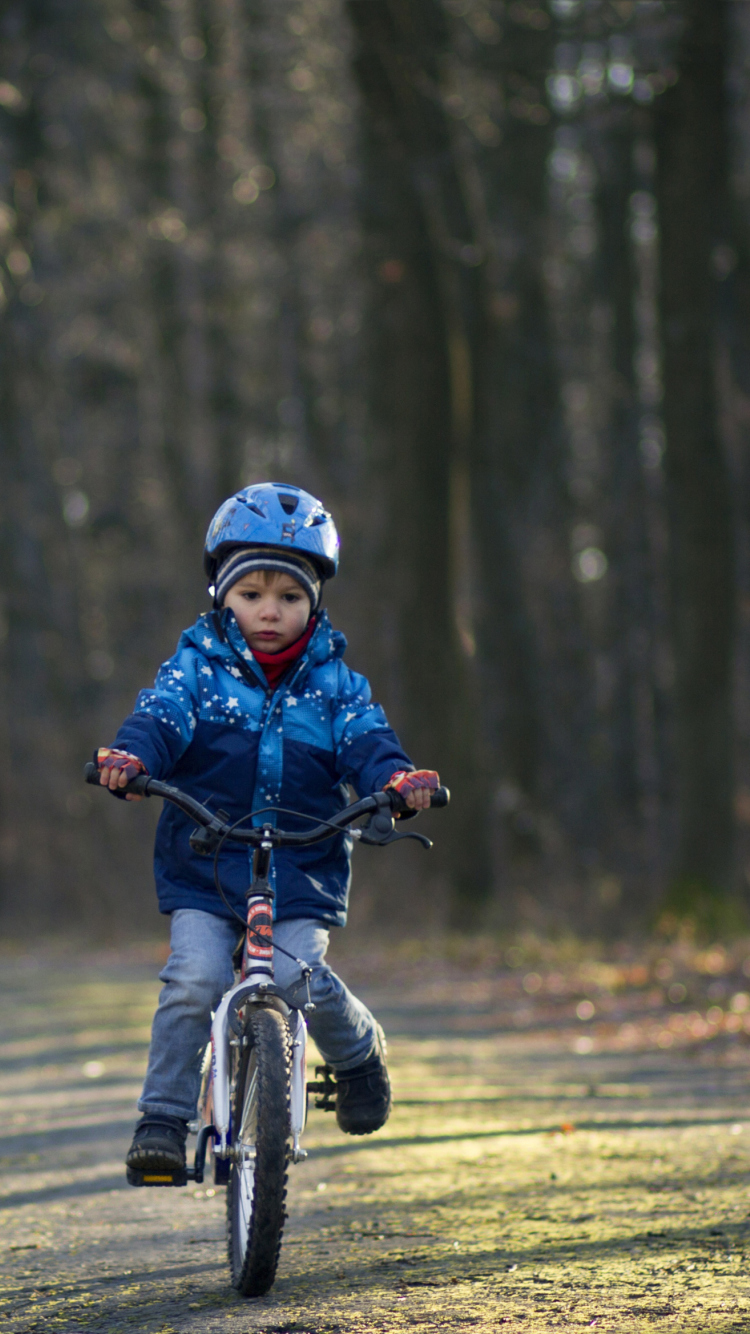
[138,909,380,1122]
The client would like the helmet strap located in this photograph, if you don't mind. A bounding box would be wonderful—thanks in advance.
[210,608,228,642]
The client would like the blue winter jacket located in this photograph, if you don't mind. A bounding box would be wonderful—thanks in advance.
[112,608,412,927]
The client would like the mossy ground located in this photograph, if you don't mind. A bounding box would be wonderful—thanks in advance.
[2,934,750,1331]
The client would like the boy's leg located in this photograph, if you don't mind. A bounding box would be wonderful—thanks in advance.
[138,907,238,1121]
[272,918,377,1070]
[127,908,237,1184]
[273,919,390,1135]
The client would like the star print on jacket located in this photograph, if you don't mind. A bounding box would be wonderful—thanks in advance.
[110,608,413,927]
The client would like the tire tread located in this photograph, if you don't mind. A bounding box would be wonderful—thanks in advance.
[226,1006,291,1296]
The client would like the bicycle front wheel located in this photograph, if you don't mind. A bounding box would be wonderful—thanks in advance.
[227,1005,291,1296]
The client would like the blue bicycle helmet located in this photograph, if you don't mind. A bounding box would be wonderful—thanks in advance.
[203,482,340,584]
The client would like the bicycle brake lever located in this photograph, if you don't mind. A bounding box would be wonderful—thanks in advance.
[357,812,433,850]
[381,829,433,849]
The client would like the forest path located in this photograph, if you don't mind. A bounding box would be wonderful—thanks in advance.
[2,939,750,1333]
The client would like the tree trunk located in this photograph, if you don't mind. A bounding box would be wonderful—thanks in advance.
[347,0,493,918]
[654,0,737,917]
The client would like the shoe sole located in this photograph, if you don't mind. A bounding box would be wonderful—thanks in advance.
[126,1150,187,1188]
[127,1169,187,1187]
[337,1099,392,1136]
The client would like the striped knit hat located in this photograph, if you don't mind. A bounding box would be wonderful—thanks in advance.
[214,546,322,610]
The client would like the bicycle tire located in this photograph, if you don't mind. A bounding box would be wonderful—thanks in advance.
[227,1005,291,1296]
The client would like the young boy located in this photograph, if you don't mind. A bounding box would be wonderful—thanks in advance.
[96,482,439,1185]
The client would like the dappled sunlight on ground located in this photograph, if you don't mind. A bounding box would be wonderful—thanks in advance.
[2,936,750,1330]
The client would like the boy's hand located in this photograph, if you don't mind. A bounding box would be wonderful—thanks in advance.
[97,747,148,801]
[384,769,440,812]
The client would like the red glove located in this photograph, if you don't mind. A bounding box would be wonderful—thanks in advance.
[96,747,148,783]
[384,770,440,809]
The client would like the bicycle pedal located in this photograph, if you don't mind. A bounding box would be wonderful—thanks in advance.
[307,1064,337,1113]
[127,1168,188,1188]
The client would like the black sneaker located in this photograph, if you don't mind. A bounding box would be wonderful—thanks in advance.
[335,1027,392,1136]
[126,1115,189,1187]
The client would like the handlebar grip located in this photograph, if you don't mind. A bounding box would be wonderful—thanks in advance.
[387,784,450,812]
[83,762,151,797]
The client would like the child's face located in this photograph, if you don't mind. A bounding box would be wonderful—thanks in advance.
[223,570,311,652]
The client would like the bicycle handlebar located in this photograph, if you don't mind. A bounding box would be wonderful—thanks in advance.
[83,761,449,849]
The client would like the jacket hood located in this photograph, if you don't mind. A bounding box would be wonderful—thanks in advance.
[178,607,347,674]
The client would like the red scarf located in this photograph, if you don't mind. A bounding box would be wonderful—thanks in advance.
[252,617,316,689]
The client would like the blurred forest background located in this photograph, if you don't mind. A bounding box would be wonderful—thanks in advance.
[1,0,749,939]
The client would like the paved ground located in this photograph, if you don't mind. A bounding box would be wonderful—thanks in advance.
[2,933,750,1332]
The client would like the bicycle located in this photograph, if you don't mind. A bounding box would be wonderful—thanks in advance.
[83,762,448,1296]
